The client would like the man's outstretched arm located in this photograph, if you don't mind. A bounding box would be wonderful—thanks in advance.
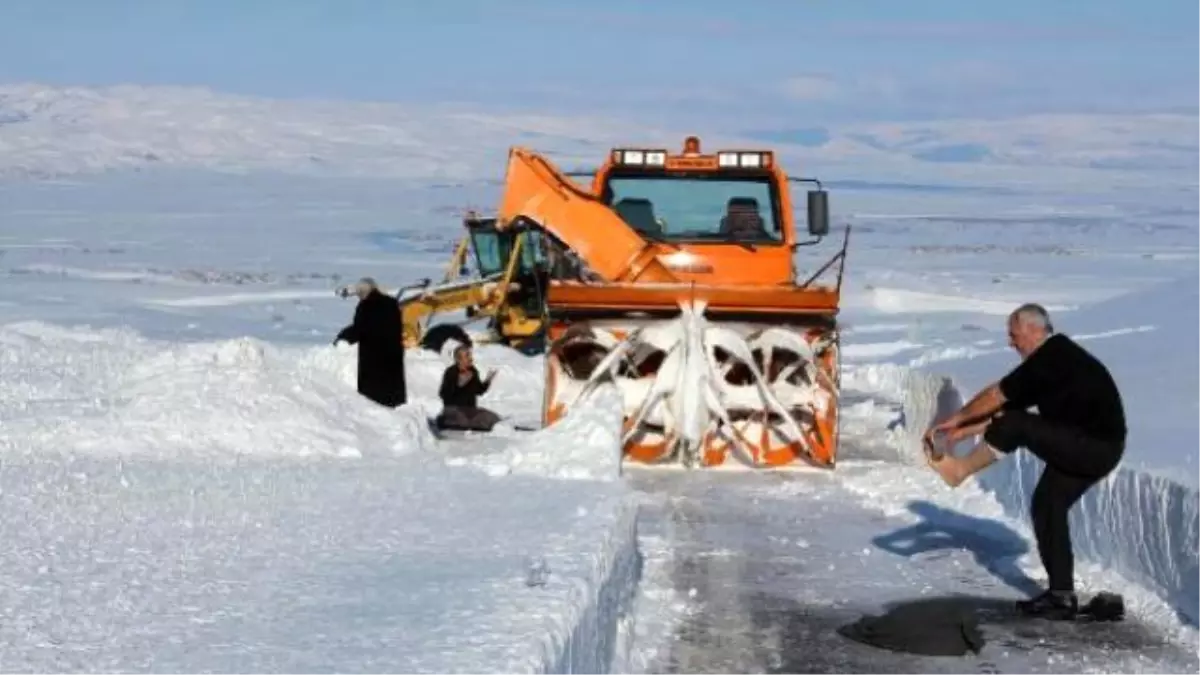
[949,416,993,442]
[937,382,1007,432]
[925,383,1010,488]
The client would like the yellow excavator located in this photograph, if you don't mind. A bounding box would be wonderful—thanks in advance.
[336,212,551,355]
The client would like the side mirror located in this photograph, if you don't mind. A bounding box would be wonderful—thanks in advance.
[807,190,829,237]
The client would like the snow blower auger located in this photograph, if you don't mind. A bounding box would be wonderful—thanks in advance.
[488,135,850,468]
[543,288,843,469]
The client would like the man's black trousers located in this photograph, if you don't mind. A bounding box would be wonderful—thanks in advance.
[983,410,1123,592]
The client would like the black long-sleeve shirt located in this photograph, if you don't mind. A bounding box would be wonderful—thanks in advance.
[998,333,1126,443]
[439,365,491,409]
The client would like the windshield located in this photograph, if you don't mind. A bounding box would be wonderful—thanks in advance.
[603,174,781,242]
[469,229,507,276]
[469,228,546,277]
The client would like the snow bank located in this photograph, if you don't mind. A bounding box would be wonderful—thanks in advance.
[549,495,641,674]
[452,384,625,482]
[0,318,643,672]
[0,320,437,459]
[0,453,640,673]
[439,382,641,671]
[840,361,960,464]
[895,272,1200,625]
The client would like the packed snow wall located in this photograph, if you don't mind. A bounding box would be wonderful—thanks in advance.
[449,382,645,673]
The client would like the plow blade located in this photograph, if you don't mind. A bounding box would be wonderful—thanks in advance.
[542,283,841,469]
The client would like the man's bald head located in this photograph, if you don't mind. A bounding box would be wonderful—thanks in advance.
[353,277,378,300]
[1007,303,1053,358]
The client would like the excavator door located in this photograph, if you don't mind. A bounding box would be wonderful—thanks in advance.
[465,217,510,278]
[463,216,550,350]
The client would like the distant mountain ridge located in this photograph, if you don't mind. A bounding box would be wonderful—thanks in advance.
[0,83,1195,183]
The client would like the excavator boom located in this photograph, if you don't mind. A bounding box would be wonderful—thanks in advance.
[496,147,678,283]
[337,215,549,354]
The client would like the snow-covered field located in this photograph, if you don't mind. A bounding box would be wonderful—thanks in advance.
[0,84,1196,672]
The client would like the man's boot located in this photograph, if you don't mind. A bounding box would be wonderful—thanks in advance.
[1016,589,1078,620]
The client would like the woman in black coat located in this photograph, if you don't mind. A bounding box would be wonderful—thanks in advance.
[335,278,407,408]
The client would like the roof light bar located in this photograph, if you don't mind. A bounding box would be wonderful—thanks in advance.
[718,151,770,169]
[615,149,669,166]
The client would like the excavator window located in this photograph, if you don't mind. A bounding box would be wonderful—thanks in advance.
[603,174,782,243]
[468,226,546,278]
[517,230,548,273]
[469,228,509,277]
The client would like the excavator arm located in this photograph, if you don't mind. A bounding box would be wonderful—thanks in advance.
[337,219,545,351]
[495,147,679,284]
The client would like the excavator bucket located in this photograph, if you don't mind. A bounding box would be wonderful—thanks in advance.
[496,135,849,469]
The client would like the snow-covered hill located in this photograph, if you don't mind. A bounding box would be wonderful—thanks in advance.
[0,84,1195,187]
[0,83,668,181]
[756,113,1199,171]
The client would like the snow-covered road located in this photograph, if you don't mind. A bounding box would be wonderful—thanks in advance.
[0,104,1195,671]
[628,467,1197,673]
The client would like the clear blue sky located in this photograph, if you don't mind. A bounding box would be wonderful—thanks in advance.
[1,0,1195,126]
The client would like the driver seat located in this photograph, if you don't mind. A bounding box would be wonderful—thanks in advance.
[613,197,662,236]
[719,197,767,239]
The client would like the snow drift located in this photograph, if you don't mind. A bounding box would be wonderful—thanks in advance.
[0,318,643,672]
[0,453,641,672]
[452,383,625,482]
[0,321,437,459]
[899,272,1199,625]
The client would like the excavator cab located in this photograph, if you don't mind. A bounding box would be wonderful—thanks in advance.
[464,216,545,279]
[463,216,549,316]
[465,217,508,278]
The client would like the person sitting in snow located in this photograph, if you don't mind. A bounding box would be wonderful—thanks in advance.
[922,303,1125,621]
[436,344,501,432]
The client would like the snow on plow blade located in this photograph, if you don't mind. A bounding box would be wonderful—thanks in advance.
[542,283,841,469]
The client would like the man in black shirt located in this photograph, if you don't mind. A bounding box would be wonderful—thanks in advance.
[436,344,502,432]
[923,303,1126,620]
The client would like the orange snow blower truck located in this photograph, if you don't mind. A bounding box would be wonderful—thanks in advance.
[493,136,849,469]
